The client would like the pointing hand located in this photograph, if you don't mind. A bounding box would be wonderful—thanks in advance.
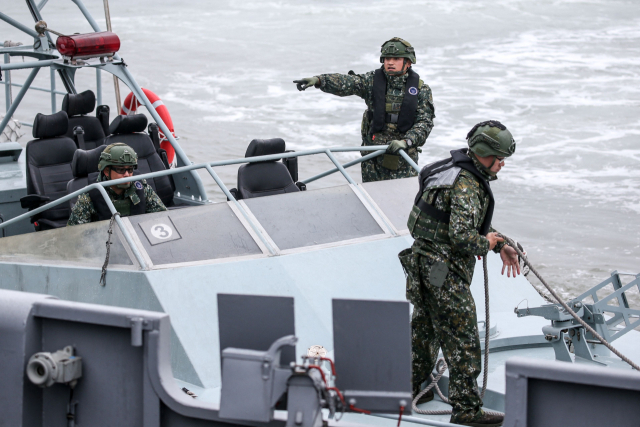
[293,77,319,91]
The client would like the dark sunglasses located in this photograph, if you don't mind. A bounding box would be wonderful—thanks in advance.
[111,166,135,174]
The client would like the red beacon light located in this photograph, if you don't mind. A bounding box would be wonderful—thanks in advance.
[56,31,120,61]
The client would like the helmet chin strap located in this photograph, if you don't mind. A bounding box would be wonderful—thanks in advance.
[470,152,498,177]
[385,60,410,76]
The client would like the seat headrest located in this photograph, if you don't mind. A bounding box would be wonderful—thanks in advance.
[32,111,69,139]
[71,145,107,178]
[245,138,286,158]
[108,114,148,135]
[61,90,96,117]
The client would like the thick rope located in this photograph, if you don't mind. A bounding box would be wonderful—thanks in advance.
[412,256,503,416]
[99,214,118,287]
[481,256,490,399]
[498,233,640,372]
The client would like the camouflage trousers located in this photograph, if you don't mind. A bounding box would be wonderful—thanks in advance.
[411,253,483,424]
[360,149,419,183]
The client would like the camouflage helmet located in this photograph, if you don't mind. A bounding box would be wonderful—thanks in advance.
[98,143,138,172]
[380,37,416,64]
[466,120,516,158]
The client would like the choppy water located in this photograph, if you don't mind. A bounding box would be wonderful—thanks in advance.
[2,0,639,303]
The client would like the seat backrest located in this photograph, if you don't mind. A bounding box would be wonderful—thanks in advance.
[66,145,106,210]
[104,114,174,206]
[26,111,77,222]
[62,90,106,150]
[237,138,299,199]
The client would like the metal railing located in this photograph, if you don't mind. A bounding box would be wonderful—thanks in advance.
[1,54,104,121]
[0,146,420,268]
[0,1,424,270]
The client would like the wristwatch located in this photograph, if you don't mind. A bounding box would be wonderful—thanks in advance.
[405,139,413,147]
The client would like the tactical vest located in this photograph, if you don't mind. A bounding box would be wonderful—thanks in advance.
[370,68,420,135]
[88,171,146,221]
[413,148,494,236]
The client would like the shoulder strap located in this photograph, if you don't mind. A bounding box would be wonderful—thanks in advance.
[148,123,161,152]
[129,179,147,216]
[73,126,87,150]
[413,156,456,224]
[88,172,147,220]
[415,157,454,205]
[370,68,387,135]
[451,150,494,235]
[397,68,420,133]
[416,198,450,223]
[88,173,111,221]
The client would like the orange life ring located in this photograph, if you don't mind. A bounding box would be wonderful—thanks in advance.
[120,88,176,166]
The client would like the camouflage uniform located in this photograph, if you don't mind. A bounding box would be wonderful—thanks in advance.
[67,179,166,226]
[401,156,504,424]
[317,69,435,182]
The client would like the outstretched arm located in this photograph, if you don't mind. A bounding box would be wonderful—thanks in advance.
[317,71,373,99]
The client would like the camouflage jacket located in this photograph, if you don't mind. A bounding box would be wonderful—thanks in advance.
[67,180,167,226]
[408,157,504,284]
[317,68,435,148]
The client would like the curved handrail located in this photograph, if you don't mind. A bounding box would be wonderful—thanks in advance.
[0,146,420,270]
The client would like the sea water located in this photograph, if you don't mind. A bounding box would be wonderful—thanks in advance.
[2,0,639,304]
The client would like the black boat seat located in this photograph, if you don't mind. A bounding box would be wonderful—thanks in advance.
[233,138,301,200]
[66,145,106,211]
[62,90,109,150]
[104,114,175,207]
[21,111,77,230]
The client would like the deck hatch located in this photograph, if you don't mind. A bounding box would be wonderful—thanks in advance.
[243,185,385,251]
[127,203,262,265]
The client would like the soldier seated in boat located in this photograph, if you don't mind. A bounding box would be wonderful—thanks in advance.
[293,37,435,183]
[67,143,167,226]
[400,121,520,427]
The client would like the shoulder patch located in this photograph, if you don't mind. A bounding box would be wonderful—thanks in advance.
[135,181,143,190]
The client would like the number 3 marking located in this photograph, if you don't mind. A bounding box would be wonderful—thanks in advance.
[150,223,173,240]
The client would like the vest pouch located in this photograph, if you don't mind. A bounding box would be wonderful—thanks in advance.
[382,154,401,170]
[398,248,422,305]
[112,199,132,217]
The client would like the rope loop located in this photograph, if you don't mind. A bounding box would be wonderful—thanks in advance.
[99,213,120,287]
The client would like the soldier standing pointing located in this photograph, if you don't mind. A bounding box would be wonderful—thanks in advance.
[293,38,435,182]
[399,121,521,427]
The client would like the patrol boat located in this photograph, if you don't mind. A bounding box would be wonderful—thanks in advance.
[1,3,640,427]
